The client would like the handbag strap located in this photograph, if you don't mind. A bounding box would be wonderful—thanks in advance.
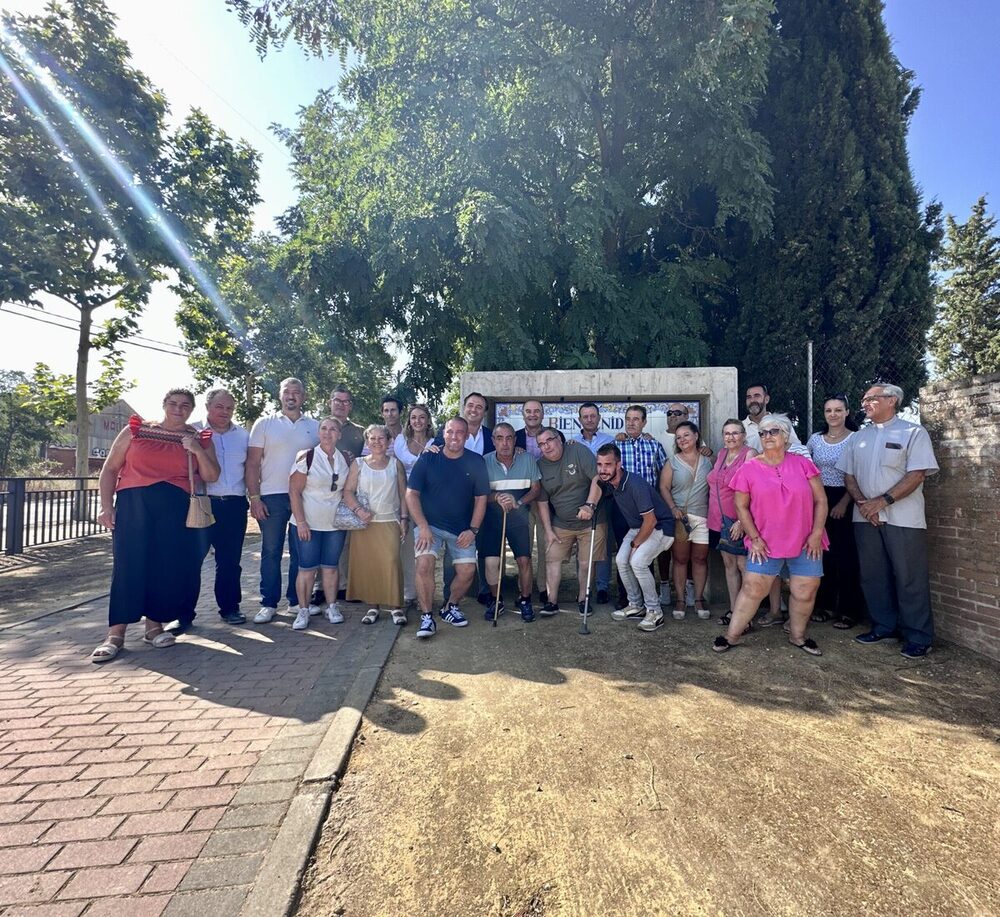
[188,452,196,496]
[677,455,699,514]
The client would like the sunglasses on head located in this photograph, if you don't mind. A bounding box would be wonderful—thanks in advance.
[666,410,687,417]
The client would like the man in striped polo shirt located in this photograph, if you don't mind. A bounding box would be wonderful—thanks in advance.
[482,422,541,621]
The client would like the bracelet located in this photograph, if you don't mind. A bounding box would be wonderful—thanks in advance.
[248,494,261,501]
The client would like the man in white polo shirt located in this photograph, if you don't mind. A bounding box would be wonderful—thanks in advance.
[246,377,320,623]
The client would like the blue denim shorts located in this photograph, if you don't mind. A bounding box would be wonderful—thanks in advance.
[746,547,823,578]
[294,526,347,570]
[415,524,478,564]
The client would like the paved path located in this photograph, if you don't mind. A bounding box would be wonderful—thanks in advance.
[0,537,397,915]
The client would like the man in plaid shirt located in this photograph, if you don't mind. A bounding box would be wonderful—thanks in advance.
[619,405,667,486]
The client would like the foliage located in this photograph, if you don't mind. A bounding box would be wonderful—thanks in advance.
[715,0,941,427]
[928,196,1000,380]
[17,357,129,428]
[0,371,51,477]
[0,0,259,472]
[229,0,777,401]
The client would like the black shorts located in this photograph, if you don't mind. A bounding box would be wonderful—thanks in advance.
[479,509,531,558]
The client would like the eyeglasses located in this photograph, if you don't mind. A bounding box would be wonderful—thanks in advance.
[666,410,687,417]
[861,395,888,404]
[722,431,744,437]
[330,472,339,493]
[537,437,558,447]
[332,397,352,405]
[759,428,783,438]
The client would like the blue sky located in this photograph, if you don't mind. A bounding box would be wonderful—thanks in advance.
[1,0,997,416]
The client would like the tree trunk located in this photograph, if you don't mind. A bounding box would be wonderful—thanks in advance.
[74,306,92,520]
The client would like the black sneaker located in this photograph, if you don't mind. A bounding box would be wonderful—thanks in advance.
[578,601,590,617]
[517,596,535,622]
[538,602,560,617]
[596,589,610,605]
[484,599,506,621]
[855,631,895,645]
[900,642,931,659]
[219,611,246,625]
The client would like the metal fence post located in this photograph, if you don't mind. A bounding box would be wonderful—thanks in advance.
[806,340,814,437]
[5,478,25,555]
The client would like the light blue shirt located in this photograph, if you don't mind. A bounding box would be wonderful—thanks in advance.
[577,431,614,456]
[195,421,249,497]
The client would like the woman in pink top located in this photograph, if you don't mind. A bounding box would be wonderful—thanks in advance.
[705,419,755,627]
[713,414,828,656]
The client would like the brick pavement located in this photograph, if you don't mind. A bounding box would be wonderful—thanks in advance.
[0,539,397,915]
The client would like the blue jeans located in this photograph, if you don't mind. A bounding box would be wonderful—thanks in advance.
[258,493,299,608]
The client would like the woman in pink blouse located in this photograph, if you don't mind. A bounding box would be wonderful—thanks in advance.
[705,419,755,627]
[713,414,828,656]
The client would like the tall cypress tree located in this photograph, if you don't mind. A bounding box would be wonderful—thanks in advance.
[715,0,941,427]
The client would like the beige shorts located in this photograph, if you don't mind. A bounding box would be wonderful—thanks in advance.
[547,524,608,564]
[684,513,710,545]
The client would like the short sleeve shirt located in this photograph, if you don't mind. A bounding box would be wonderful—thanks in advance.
[835,417,938,529]
[484,452,540,528]
[537,441,599,531]
[337,421,366,465]
[620,436,668,487]
[290,447,348,531]
[731,453,828,557]
[604,471,675,536]
[248,413,321,496]
[806,432,853,487]
[408,450,490,535]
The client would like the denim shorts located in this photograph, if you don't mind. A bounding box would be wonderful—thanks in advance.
[746,547,823,578]
[294,526,347,570]
[414,524,478,564]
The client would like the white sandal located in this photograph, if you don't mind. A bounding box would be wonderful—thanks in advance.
[390,609,407,626]
[91,636,124,663]
[142,628,176,648]
[362,608,379,625]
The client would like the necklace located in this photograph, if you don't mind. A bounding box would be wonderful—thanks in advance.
[824,429,849,444]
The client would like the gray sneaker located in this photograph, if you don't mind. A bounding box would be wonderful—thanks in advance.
[637,610,665,632]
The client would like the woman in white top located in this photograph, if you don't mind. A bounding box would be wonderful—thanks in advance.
[392,405,435,606]
[343,425,409,624]
[289,417,350,630]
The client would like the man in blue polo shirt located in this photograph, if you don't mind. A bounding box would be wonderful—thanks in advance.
[483,422,541,622]
[407,417,490,639]
[596,443,675,632]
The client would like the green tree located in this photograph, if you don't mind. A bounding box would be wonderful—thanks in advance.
[0,0,259,476]
[229,0,776,400]
[715,0,940,428]
[928,196,1000,380]
[0,370,52,477]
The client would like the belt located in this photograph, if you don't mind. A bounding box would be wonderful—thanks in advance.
[210,495,249,501]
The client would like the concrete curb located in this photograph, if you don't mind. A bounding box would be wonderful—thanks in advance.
[239,621,400,917]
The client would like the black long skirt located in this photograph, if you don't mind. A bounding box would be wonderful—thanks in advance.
[816,485,866,619]
[108,483,202,626]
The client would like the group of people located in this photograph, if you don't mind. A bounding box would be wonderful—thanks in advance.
[90,378,939,664]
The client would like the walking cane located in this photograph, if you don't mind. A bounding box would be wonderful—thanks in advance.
[579,505,599,636]
[493,504,508,628]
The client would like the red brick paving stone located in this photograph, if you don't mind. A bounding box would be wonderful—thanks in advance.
[107,721,172,736]
[190,742,249,759]
[0,708,48,721]
[92,775,163,796]
[139,757,206,776]
[99,791,174,816]
[53,725,116,739]
[100,711,154,724]
[115,809,193,837]
[44,714,106,728]
[78,761,145,780]
[186,807,225,832]
[57,736,120,752]
[84,895,172,917]
[0,728,62,742]
[42,815,125,843]
[10,765,86,785]
[116,733,177,748]
[197,753,257,771]
[55,864,151,900]
[128,830,210,863]
[26,798,105,822]
[2,903,88,916]
[0,822,52,847]
[0,768,25,787]
[5,739,70,754]
[156,770,225,792]
[7,751,78,768]
[166,787,235,810]
[0,802,40,824]
[0,785,31,803]
[169,730,224,746]
[219,767,253,785]
[0,871,72,907]
[68,747,136,765]
[0,843,60,874]
[141,860,192,894]
[47,837,138,870]
[129,745,194,762]
[23,780,99,802]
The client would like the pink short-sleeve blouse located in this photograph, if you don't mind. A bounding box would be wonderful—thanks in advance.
[706,446,753,531]
[730,453,829,558]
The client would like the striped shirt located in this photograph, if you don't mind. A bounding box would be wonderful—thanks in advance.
[484,451,540,525]
[620,436,667,487]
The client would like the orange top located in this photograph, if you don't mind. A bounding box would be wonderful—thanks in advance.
[115,416,212,493]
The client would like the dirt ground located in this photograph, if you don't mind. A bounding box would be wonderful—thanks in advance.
[296,591,1000,917]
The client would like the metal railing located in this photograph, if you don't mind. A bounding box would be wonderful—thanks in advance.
[0,477,103,555]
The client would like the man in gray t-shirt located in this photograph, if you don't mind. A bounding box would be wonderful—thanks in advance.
[836,384,939,658]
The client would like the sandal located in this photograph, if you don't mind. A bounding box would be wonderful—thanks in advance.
[672,602,686,621]
[791,638,822,656]
[694,599,711,620]
[810,610,832,623]
[712,636,739,653]
[91,634,124,663]
[717,610,732,626]
[390,609,407,626]
[832,616,856,630]
[362,608,379,625]
[142,627,176,649]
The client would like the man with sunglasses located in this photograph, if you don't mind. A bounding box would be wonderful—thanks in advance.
[837,383,938,658]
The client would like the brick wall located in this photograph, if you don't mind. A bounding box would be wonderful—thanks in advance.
[920,372,1000,661]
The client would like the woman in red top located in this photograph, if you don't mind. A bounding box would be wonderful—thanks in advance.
[91,389,220,662]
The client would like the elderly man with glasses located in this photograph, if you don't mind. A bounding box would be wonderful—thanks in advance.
[836,384,939,658]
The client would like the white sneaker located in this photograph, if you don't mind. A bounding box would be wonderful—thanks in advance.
[308,604,322,616]
[611,605,645,621]
[292,608,310,630]
[325,604,344,624]
[254,606,277,624]
[638,610,665,632]
[288,604,301,615]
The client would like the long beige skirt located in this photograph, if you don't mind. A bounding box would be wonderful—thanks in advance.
[346,521,403,607]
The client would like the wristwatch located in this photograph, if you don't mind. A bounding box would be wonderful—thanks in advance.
[470,526,480,534]
[584,502,597,511]
[882,492,895,505]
